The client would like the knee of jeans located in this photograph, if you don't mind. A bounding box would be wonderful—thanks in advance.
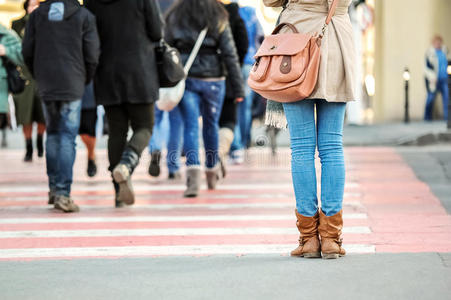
[290,136,316,158]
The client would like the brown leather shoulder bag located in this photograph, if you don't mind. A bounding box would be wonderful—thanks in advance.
[248,0,339,103]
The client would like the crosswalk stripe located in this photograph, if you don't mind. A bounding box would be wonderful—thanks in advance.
[0,182,359,193]
[0,213,368,224]
[0,244,376,259]
[0,226,371,238]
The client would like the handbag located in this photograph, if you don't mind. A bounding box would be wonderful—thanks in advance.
[156,27,208,112]
[248,0,338,103]
[0,32,26,94]
[155,40,185,88]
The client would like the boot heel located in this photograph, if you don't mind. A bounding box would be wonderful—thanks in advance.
[322,253,339,259]
[303,252,322,258]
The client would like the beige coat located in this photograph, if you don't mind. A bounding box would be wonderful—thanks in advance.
[263,0,356,102]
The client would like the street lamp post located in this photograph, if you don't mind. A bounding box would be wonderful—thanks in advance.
[403,68,410,124]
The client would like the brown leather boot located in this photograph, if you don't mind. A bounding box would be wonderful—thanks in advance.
[318,210,346,259]
[291,209,321,258]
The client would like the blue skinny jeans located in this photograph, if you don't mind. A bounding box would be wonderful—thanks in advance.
[283,99,347,217]
[178,78,225,168]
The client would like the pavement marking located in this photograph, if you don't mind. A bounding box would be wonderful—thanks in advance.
[0,244,376,259]
[0,213,368,224]
[0,182,359,193]
[0,226,371,238]
[0,201,366,211]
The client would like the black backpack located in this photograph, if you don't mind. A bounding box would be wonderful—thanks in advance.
[0,33,26,94]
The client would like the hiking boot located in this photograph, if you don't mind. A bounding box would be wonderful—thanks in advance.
[54,195,80,213]
[184,167,201,198]
[291,209,321,258]
[87,159,97,177]
[148,150,162,177]
[112,147,139,205]
[318,210,346,259]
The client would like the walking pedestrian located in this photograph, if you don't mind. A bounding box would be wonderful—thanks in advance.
[218,0,249,177]
[85,0,164,207]
[79,82,98,177]
[148,106,183,180]
[23,0,100,213]
[0,26,23,148]
[165,0,245,197]
[424,35,449,121]
[263,0,356,259]
[229,3,264,164]
[11,0,46,162]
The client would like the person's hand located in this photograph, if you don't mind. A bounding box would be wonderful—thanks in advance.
[235,97,244,103]
[0,45,6,57]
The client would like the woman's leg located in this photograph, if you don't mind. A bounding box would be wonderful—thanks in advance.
[316,99,347,259]
[316,100,347,216]
[167,106,183,177]
[283,99,317,217]
[23,124,33,162]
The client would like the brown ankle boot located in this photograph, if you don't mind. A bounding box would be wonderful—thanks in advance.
[318,210,346,259]
[291,209,321,258]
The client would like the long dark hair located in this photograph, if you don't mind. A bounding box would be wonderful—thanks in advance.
[166,0,228,34]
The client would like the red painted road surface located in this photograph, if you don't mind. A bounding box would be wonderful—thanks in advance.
[0,147,450,260]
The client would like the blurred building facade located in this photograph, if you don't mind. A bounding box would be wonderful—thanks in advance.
[0,0,450,123]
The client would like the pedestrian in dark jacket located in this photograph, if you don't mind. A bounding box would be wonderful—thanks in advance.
[218,0,249,178]
[11,0,46,162]
[22,0,100,213]
[165,0,245,198]
[85,0,164,207]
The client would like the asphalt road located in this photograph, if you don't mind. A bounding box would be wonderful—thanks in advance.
[1,253,451,300]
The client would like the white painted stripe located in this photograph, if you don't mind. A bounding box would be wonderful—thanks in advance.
[0,201,365,211]
[0,244,375,258]
[0,213,368,224]
[0,226,371,238]
[0,182,359,193]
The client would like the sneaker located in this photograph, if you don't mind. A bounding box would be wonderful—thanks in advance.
[87,159,97,177]
[230,149,245,165]
[168,172,182,180]
[54,195,80,213]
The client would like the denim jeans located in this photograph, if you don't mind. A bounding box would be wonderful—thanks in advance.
[178,78,225,168]
[148,105,183,173]
[283,99,347,217]
[424,78,449,121]
[231,64,254,151]
[42,100,82,197]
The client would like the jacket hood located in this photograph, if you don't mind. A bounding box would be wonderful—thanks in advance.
[37,0,81,20]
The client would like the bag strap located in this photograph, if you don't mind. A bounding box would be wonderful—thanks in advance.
[319,0,339,39]
[184,27,208,74]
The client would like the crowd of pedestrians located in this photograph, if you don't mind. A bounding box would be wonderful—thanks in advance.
[0,0,265,211]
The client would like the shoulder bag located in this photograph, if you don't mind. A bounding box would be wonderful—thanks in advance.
[156,28,208,112]
[248,0,338,103]
[0,34,25,94]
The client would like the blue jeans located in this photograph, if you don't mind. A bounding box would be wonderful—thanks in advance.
[283,99,347,217]
[42,100,82,197]
[148,106,183,173]
[178,78,225,168]
[424,78,449,121]
[231,64,253,151]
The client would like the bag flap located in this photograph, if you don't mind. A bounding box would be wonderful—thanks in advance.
[254,33,312,58]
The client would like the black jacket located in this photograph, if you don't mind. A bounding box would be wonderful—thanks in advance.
[224,3,248,100]
[85,0,164,106]
[22,0,100,103]
[165,15,245,99]
[225,3,248,66]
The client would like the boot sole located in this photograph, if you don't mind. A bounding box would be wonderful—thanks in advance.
[183,191,199,198]
[113,166,135,205]
[303,252,322,258]
[322,253,340,259]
